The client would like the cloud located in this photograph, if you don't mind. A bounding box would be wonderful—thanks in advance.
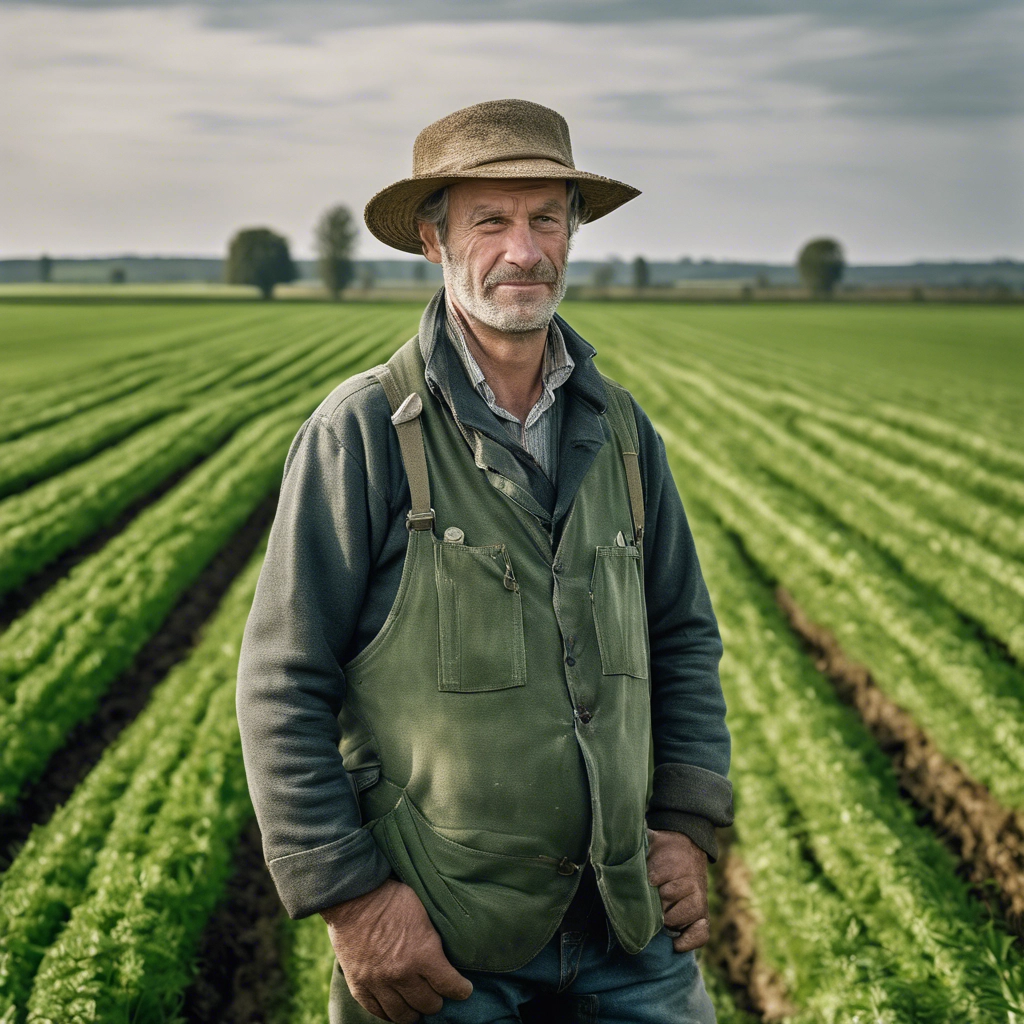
[0,3,1020,262]
[776,6,1024,119]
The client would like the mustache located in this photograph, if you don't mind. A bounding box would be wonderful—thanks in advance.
[483,261,560,288]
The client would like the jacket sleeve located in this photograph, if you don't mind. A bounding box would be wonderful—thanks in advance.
[236,402,393,919]
[632,397,734,860]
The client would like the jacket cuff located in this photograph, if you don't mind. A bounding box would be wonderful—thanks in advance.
[646,762,735,862]
[646,810,721,861]
[268,827,392,919]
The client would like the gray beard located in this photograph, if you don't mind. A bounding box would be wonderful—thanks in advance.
[440,246,569,334]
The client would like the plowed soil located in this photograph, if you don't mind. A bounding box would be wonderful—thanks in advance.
[776,586,1024,930]
[0,490,278,868]
[707,833,796,1022]
[183,817,288,1024]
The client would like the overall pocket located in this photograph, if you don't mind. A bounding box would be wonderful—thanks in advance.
[590,545,648,679]
[434,539,527,692]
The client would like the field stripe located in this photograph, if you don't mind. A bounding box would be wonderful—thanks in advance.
[688,500,1024,1021]
[610,347,1024,663]
[0,534,268,1019]
[776,586,1024,923]
[0,316,412,809]
[0,311,413,600]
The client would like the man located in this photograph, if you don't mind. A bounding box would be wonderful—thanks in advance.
[237,98,733,1024]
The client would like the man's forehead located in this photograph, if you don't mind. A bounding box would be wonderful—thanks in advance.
[448,178,567,209]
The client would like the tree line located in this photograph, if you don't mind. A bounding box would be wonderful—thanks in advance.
[224,205,359,300]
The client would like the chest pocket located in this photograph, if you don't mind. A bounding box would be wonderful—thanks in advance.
[434,539,527,692]
[590,545,649,679]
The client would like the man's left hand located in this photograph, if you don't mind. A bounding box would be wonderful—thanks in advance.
[646,828,710,953]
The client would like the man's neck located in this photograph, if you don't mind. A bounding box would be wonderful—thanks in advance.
[448,294,548,425]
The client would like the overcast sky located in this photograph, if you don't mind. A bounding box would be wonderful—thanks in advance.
[1,0,1022,262]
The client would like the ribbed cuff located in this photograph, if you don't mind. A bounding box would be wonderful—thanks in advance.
[646,762,734,863]
[646,810,720,861]
[649,763,734,823]
[268,827,392,919]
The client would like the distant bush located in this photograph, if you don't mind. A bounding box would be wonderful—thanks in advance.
[315,205,357,300]
[798,238,845,297]
[633,255,649,289]
[225,227,296,300]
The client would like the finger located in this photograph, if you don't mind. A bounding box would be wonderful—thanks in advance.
[663,891,708,930]
[657,876,702,907]
[395,976,444,1017]
[348,984,390,1022]
[672,917,711,954]
[376,985,421,1024]
[647,851,674,889]
[422,955,474,1001]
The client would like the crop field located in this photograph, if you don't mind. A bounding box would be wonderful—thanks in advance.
[0,298,1022,1023]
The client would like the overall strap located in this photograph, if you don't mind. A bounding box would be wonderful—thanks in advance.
[600,377,645,544]
[368,355,435,532]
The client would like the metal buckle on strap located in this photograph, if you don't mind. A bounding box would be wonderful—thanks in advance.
[406,509,435,531]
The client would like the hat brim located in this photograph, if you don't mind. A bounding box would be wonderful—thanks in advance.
[364,158,641,255]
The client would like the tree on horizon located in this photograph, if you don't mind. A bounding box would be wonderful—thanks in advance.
[798,238,845,297]
[315,205,358,300]
[225,227,296,300]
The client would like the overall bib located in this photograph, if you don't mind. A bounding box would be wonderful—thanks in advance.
[330,336,662,1019]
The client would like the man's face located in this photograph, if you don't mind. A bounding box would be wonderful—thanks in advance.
[419,178,571,334]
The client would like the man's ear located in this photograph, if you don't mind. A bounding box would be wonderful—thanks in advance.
[417,222,443,264]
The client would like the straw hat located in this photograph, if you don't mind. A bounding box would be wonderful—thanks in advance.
[364,98,641,255]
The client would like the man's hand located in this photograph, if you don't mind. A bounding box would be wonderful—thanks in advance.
[646,828,710,953]
[320,878,473,1023]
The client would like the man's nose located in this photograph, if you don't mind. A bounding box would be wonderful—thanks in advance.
[502,220,544,271]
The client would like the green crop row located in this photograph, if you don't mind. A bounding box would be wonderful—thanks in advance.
[0,309,379,497]
[594,323,1024,656]
[590,303,1024,453]
[0,397,301,810]
[24,679,250,1023]
[594,341,1024,808]
[687,500,1024,1022]
[0,317,411,809]
[276,916,337,1024]
[0,304,272,403]
[0,537,268,1021]
[636,353,1024,662]
[0,310,414,599]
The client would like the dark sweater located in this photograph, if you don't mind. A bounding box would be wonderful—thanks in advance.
[236,290,733,920]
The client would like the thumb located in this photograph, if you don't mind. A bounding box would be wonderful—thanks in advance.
[423,955,474,1002]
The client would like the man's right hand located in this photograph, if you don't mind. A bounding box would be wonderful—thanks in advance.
[320,878,474,1023]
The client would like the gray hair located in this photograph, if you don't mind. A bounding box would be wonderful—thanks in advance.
[415,181,589,249]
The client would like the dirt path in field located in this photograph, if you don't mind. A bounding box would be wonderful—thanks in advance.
[0,456,204,631]
[183,816,289,1024]
[0,490,278,868]
[707,832,797,1022]
[776,586,1024,930]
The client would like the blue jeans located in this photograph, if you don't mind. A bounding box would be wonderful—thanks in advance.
[423,926,716,1024]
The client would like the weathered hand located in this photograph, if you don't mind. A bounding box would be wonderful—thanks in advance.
[646,828,711,953]
[320,878,473,1023]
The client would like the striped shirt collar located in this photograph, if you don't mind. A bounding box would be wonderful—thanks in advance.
[444,294,575,434]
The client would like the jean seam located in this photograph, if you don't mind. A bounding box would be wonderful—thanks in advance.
[558,931,586,993]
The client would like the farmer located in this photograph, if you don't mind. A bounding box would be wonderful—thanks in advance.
[236,98,733,1024]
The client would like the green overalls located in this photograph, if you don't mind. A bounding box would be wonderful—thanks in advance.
[332,336,662,1011]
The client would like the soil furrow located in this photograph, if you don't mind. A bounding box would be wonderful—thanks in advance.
[0,491,277,868]
[182,817,288,1024]
[0,456,205,632]
[776,585,1024,929]
[707,834,797,1022]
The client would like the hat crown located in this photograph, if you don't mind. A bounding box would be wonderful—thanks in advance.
[412,99,576,178]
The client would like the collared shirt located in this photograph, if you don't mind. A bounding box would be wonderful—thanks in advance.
[445,297,574,483]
